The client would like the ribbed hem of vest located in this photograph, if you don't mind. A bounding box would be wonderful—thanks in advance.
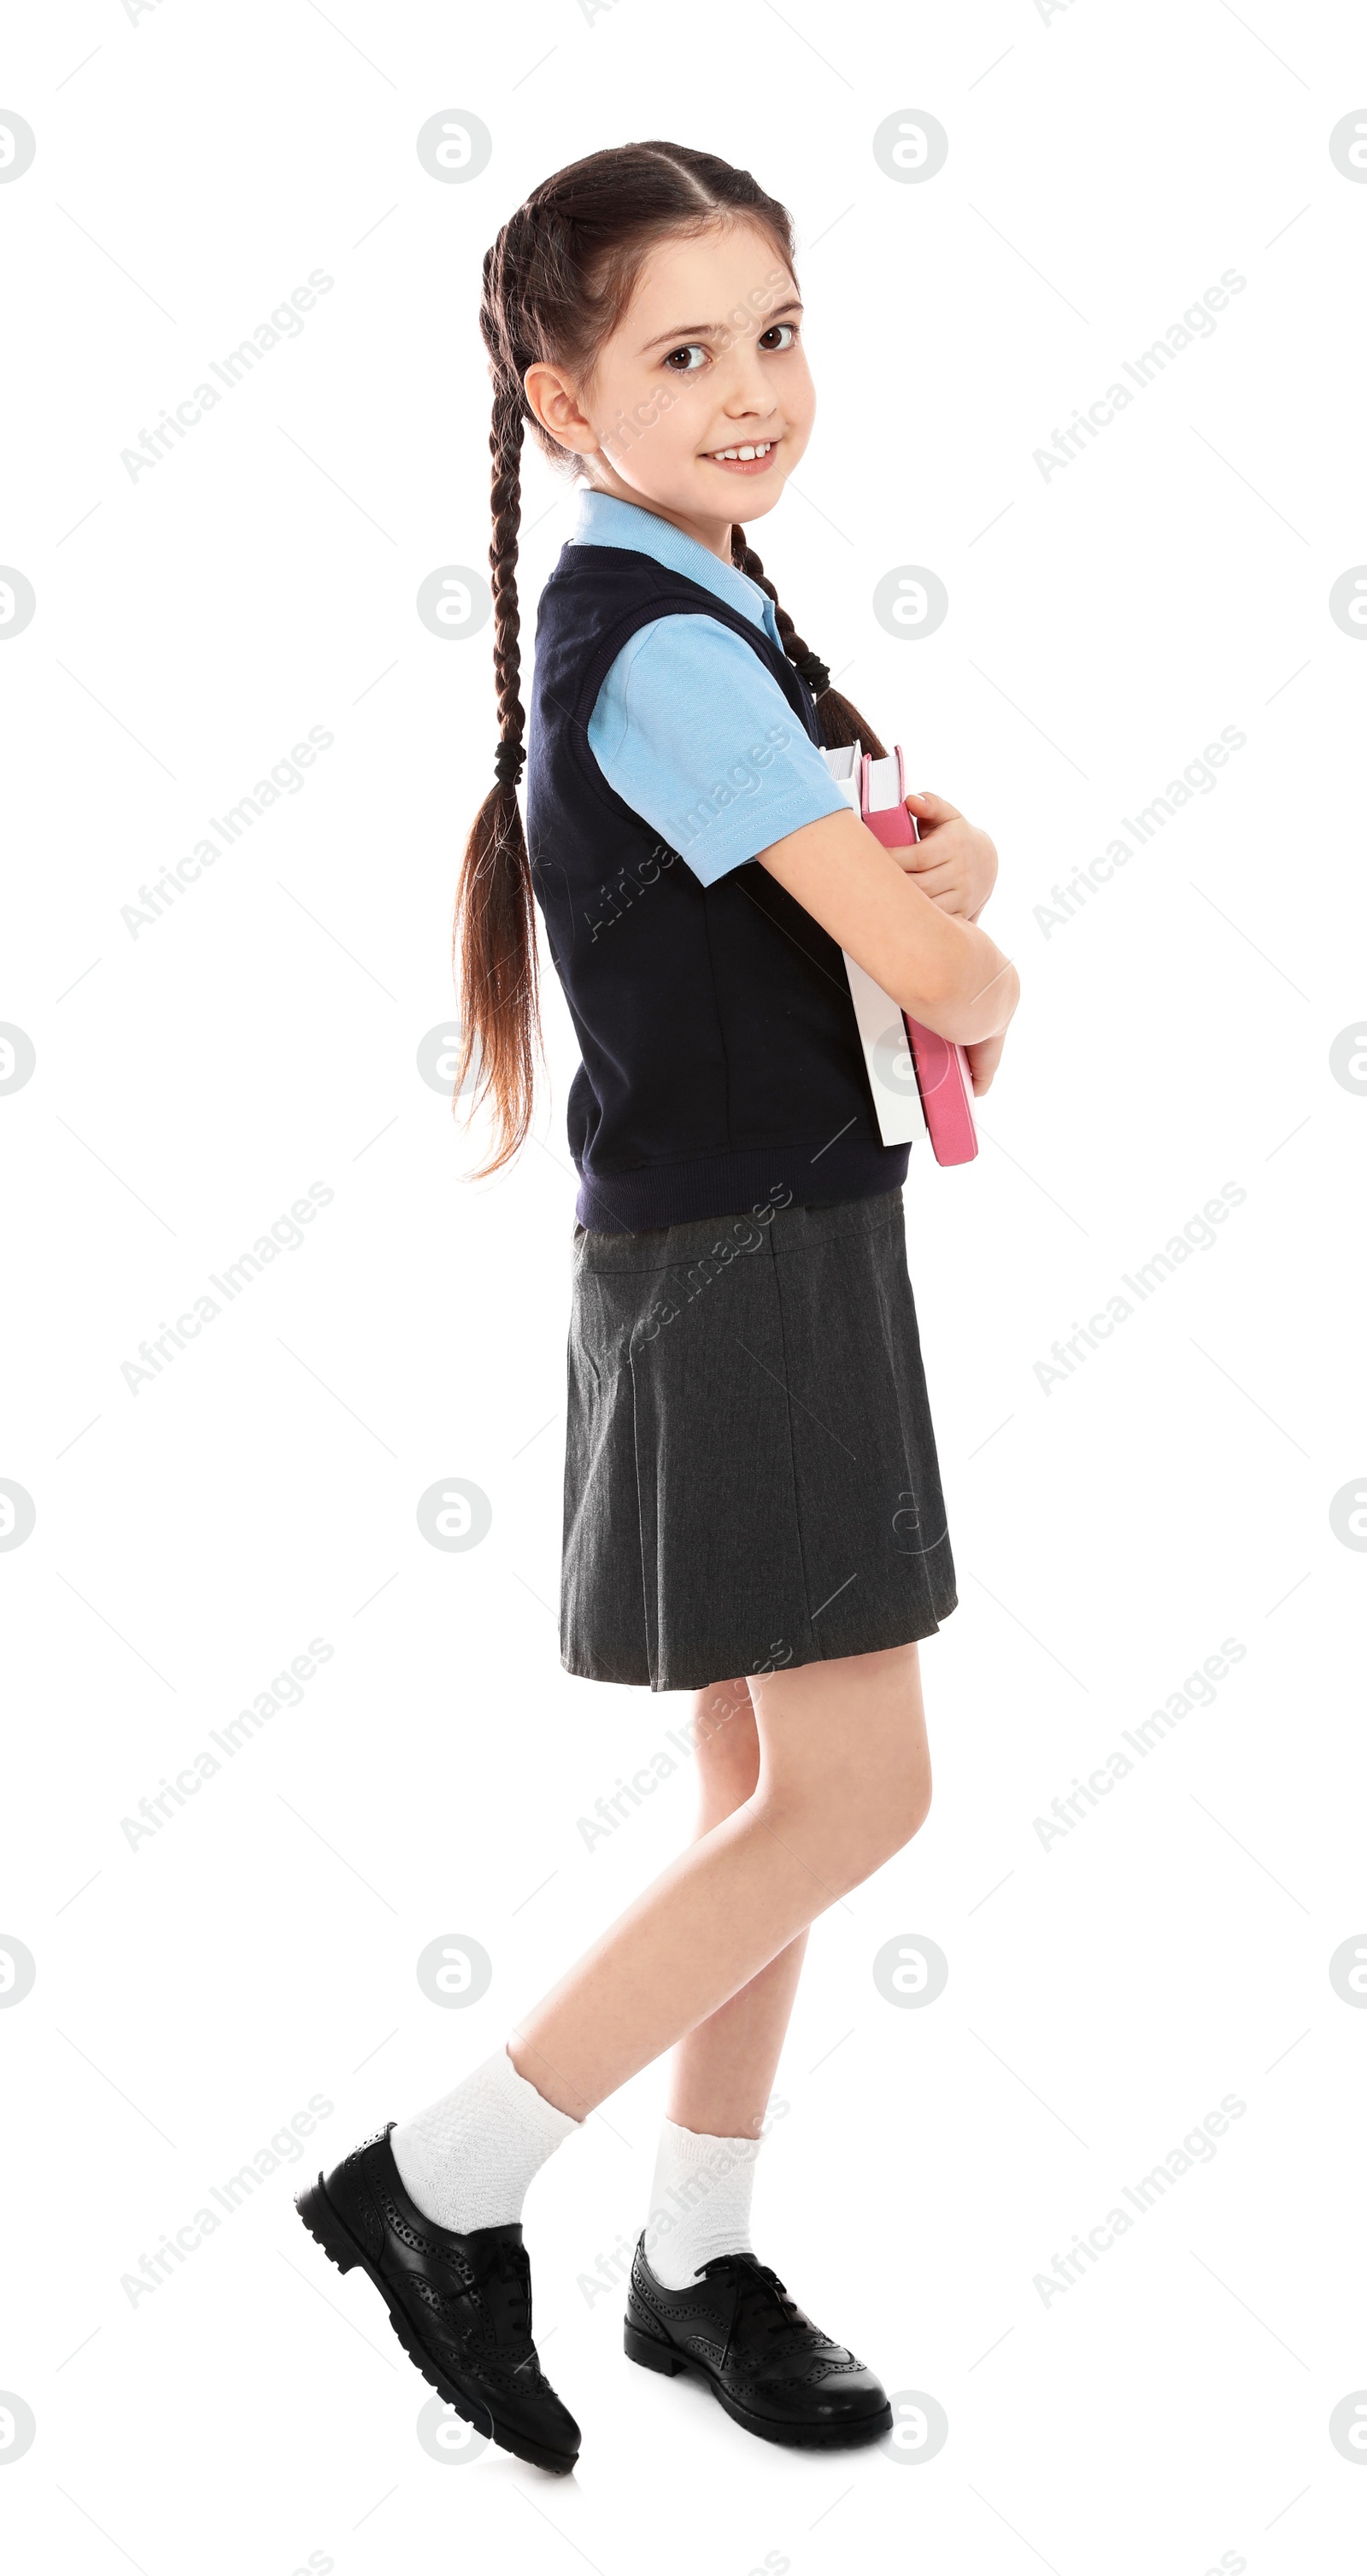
[573,1136,912,1235]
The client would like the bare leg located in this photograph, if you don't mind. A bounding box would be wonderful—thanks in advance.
[508,1643,931,2120]
[664,1675,807,2140]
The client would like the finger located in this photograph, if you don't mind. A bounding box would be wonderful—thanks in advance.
[897,832,963,871]
[904,789,964,826]
[908,873,969,914]
[901,853,963,893]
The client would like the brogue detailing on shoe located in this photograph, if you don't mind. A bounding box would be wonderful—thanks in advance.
[408,2275,474,2323]
[756,2332,846,2365]
[416,2313,549,2397]
[472,2354,553,2400]
[633,2280,729,2333]
[374,2195,432,2252]
[734,2352,868,2396]
[348,2127,392,2162]
[402,2280,550,2391]
[375,2191,478,2286]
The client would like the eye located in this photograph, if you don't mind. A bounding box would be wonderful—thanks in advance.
[758,321,798,352]
[662,342,708,373]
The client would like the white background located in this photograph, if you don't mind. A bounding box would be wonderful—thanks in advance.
[3,2,1365,2570]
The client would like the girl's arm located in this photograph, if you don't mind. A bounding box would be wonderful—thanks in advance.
[756,807,1019,1049]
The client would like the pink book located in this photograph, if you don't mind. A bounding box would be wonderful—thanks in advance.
[859,745,979,1167]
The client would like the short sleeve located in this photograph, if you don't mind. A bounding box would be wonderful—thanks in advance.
[585,613,848,888]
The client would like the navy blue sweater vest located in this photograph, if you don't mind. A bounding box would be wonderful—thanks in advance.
[525,539,911,1233]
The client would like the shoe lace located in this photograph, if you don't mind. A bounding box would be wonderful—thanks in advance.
[480,2240,533,2345]
[702,2253,807,2340]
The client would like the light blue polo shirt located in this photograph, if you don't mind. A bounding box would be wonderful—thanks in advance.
[568,486,848,888]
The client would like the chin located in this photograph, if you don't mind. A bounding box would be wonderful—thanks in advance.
[729,484,783,523]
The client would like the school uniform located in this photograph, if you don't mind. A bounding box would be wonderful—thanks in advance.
[526,489,957,1692]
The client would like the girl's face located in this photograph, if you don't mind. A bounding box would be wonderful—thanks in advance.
[525,218,815,556]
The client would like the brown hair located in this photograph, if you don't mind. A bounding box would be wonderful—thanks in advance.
[453,139,887,1176]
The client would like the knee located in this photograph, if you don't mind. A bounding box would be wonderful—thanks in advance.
[846,1759,932,1881]
[763,1756,931,1895]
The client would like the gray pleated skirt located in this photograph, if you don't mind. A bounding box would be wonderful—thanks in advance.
[559,1187,957,1693]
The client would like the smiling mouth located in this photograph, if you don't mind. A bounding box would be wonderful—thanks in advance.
[701,438,780,469]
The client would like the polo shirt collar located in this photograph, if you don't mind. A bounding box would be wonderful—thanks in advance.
[568,484,780,644]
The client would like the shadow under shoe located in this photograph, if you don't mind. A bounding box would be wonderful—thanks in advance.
[625,2234,893,2449]
[296,2121,579,2474]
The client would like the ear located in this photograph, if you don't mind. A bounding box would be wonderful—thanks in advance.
[524,361,597,456]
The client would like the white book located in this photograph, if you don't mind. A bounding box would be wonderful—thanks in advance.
[822,743,928,1150]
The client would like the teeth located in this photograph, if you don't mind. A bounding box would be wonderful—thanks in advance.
[712,442,772,461]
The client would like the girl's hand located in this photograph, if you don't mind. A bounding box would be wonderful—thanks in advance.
[963,1029,1007,1097]
[898,791,998,920]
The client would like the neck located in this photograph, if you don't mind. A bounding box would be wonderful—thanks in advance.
[581,464,736,566]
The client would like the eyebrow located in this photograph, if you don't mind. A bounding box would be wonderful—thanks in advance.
[639,298,803,353]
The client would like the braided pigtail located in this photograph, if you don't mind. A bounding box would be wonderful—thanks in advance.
[451,313,543,1175]
[454,142,847,1177]
[730,527,887,761]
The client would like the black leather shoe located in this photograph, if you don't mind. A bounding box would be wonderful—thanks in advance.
[624,2236,893,2447]
[296,2122,579,2474]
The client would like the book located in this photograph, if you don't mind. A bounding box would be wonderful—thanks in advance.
[822,742,979,1166]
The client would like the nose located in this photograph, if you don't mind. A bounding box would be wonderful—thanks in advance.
[716,326,777,420]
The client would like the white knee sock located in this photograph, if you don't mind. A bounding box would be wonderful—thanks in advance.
[390,2044,582,2233]
[643,2117,763,2289]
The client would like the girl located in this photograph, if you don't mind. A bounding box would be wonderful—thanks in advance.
[297,140,1018,2474]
